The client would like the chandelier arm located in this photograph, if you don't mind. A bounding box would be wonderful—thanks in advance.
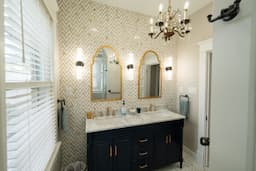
[174,30,185,38]
[172,10,179,18]
[154,30,164,39]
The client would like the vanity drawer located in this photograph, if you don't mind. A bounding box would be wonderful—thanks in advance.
[132,126,154,160]
[133,141,153,159]
[134,127,153,146]
[135,136,152,144]
[132,158,153,171]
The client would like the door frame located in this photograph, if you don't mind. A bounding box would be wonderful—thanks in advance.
[198,38,213,166]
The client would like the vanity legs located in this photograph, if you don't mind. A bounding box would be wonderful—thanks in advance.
[179,159,183,169]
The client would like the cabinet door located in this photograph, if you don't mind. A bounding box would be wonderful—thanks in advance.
[92,141,113,171]
[166,128,183,163]
[153,130,168,169]
[113,136,131,171]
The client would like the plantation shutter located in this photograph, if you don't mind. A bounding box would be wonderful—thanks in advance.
[4,0,57,171]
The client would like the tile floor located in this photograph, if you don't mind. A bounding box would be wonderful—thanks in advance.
[156,151,206,171]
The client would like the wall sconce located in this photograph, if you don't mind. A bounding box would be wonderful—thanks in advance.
[76,48,84,80]
[165,57,173,80]
[165,66,173,71]
[126,53,135,81]
[127,64,134,70]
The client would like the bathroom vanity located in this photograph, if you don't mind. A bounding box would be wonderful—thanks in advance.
[86,110,185,171]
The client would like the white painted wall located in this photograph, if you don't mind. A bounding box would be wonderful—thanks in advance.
[209,0,256,170]
[177,3,213,153]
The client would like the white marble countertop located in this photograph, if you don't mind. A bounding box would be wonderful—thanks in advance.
[86,109,185,133]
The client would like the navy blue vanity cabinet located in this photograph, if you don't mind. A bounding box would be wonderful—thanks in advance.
[113,135,132,171]
[153,121,184,169]
[87,132,113,171]
[132,126,154,171]
[153,127,169,168]
[87,130,132,171]
[87,119,184,171]
[166,127,183,166]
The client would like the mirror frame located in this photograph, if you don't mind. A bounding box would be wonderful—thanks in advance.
[138,50,162,99]
[90,45,123,102]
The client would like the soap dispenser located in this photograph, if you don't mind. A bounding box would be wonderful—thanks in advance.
[121,100,127,115]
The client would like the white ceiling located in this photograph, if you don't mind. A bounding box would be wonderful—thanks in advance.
[92,0,212,16]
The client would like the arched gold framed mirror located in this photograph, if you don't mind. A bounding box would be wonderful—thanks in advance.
[138,50,162,99]
[91,45,122,102]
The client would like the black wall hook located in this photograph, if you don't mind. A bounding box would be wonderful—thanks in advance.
[207,0,242,23]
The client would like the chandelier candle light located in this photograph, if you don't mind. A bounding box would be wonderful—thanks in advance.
[149,0,192,41]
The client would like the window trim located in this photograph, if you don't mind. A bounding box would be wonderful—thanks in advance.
[0,0,7,170]
[0,0,59,171]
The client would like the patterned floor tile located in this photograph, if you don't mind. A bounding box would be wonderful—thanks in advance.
[156,151,205,171]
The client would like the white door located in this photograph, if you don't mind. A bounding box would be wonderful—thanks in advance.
[209,0,256,170]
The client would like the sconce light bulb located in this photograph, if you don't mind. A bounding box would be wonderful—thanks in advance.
[128,53,135,65]
[127,53,135,81]
[76,48,84,80]
[76,48,84,62]
[76,65,83,80]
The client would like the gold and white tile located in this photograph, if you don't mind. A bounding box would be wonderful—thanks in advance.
[58,0,178,168]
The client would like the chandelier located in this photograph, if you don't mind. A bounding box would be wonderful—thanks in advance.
[148,0,192,41]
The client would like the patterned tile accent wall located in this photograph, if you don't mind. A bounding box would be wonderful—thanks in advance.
[57,0,178,168]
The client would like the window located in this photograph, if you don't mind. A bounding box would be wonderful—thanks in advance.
[4,0,56,170]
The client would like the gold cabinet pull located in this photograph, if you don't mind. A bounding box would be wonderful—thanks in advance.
[109,145,113,157]
[114,145,118,157]
[138,138,148,143]
[165,135,168,144]
[169,135,172,144]
[139,164,148,169]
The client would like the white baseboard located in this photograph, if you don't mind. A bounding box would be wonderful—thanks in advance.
[45,141,62,171]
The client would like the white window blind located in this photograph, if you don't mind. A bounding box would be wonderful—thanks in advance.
[5,0,53,82]
[4,0,57,171]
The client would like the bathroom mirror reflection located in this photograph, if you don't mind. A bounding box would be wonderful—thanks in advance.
[91,46,122,101]
[138,50,162,99]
